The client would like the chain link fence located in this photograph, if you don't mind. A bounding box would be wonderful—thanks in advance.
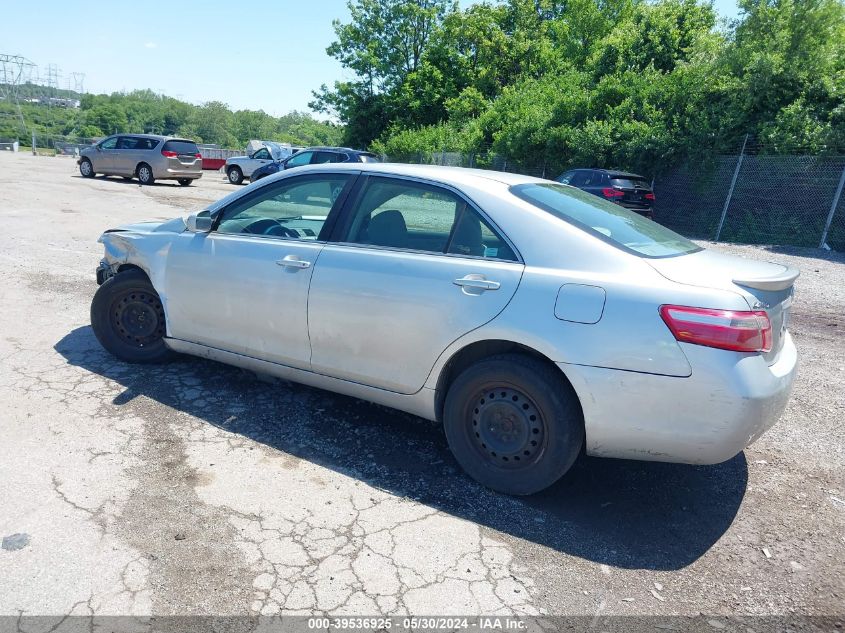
[384,147,845,251]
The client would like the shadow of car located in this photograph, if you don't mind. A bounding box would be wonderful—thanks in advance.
[55,325,747,571]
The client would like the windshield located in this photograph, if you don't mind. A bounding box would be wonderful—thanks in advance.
[511,183,700,258]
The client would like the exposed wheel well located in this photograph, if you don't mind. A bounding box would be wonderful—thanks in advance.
[116,263,149,280]
[434,340,580,424]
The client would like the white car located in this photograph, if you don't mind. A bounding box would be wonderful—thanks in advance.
[91,163,798,495]
[225,143,297,185]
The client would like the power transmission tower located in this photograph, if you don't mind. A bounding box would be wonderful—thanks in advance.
[44,63,60,104]
[71,72,85,94]
[0,53,35,137]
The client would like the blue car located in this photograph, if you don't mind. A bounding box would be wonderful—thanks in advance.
[251,146,380,181]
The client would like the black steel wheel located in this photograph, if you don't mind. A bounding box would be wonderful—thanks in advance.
[91,269,174,363]
[469,386,546,469]
[444,353,583,495]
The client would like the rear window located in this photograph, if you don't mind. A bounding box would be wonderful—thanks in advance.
[359,153,380,163]
[511,183,700,258]
[610,176,650,189]
[162,140,199,155]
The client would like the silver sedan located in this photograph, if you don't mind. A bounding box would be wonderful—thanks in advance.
[90,163,798,495]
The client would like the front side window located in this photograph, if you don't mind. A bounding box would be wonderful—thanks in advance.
[557,170,575,184]
[99,137,117,150]
[569,171,589,187]
[341,177,517,260]
[216,174,352,240]
[252,148,271,160]
[285,151,313,168]
[511,183,700,258]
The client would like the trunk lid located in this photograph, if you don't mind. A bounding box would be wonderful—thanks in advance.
[647,249,798,363]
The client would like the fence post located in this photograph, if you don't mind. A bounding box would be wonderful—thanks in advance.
[819,163,845,249]
[31,130,36,156]
[715,134,748,241]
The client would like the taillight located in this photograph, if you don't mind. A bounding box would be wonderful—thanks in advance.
[645,192,655,201]
[659,305,772,353]
[161,150,178,158]
[195,153,202,158]
[602,187,624,198]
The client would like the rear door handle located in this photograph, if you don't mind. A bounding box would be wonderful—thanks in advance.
[276,255,311,269]
[453,276,500,291]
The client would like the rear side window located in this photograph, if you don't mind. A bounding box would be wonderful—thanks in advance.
[511,183,699,258]
[358,153,380,163]
[342,177,517,261]
[313,151,345,164]
[136,138,159,150]
[162,140,199,155]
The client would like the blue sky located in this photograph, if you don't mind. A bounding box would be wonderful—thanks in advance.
[4,0,740,117]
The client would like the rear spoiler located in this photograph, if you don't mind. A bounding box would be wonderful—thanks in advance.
[733,266,800,291]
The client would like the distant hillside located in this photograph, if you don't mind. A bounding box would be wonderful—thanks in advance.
[0,87,343,148]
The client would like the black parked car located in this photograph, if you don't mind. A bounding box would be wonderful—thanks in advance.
[251,147,380,181]
[556,168,655,217]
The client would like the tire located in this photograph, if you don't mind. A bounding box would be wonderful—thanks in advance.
[137,163,155,185]
[79,158,94,178]
[90,269,174,364]
[443,353,584,495]
[227,166,243,185]
[178,178,193,186]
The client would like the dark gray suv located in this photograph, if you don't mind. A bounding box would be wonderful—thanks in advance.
[78,134,202,186]
[556,168,654,217]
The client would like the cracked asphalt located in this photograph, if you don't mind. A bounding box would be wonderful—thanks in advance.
[0,153,842,622]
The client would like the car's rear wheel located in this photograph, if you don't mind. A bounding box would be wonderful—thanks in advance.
[90,269,174,364]
[443,353,583,495]
[79,158,94,178]
[178,178,192,186]
[137,163,155,185]
[227,166,243,185]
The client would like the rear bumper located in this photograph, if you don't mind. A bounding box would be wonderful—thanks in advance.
[161,167,202,179]
[561,332,797,464]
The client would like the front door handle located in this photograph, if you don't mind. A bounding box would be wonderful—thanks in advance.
[276,255,311,269]
[453,275,500,291]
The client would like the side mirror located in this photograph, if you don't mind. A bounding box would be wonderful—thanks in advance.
[186,211,212,233]
[96,145,102,152]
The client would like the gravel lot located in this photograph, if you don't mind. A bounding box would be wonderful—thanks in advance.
[0,153,842,623]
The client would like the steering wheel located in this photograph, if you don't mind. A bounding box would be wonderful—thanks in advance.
[243,218,299,238]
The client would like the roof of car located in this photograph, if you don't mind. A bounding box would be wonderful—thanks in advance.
[302,146,377,154]
[107,133,195,142]
[575,168,646,179]
[275,161,549,188]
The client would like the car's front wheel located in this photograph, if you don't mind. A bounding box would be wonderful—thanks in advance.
[443,354,584,495]
[79,158,94,178]
[227,166,243,185]
[90,269,174,363]
[137,163,155,185]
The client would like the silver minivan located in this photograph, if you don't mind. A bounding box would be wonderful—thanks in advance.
[78,134,203,186]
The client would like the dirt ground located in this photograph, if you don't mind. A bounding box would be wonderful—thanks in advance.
[0,153,842,625]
